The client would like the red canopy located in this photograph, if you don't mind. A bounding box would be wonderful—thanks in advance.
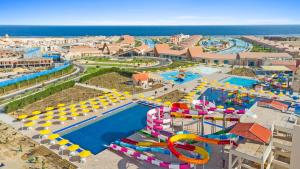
[230,123,272,144]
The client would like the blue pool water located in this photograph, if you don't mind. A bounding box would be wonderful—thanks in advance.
[62,103,152,154]
[222,77,258,88]
[160,71,201,84]
[199,88,261,110]
[0,63,70,88]
[200,38,252,54]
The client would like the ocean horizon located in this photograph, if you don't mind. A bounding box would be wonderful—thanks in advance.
[1,25,300,37]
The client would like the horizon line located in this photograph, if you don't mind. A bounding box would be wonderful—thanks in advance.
[1,24,300,27]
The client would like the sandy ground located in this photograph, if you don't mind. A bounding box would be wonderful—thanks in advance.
[0,121,76,169]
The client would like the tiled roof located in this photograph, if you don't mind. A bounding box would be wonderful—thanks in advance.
[229,123,272,144]
[132,73,149,81]
[239,52,292,59]
[187,46,204,58]
[154,44,187,56]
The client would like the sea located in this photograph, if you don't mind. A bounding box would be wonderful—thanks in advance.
[0,25,300,37]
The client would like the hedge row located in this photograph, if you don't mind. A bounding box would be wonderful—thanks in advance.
[5,80,75,113]
[79,67,134,83]
[0,65,74,95]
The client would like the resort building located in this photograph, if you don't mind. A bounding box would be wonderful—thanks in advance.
[178,35,202,48]
[170,34,191,45]
[0,57,53,68]
[242,36,300,57]
[119,35,135,47]
[0,49,23,58]
[65,45,103,59]
[153,44,187,60]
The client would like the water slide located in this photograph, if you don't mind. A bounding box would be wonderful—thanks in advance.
[111,104,239,167]
[110,143,194,169]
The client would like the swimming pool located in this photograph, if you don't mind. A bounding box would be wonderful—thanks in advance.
[199,88,260,110]
[222,77,258,88]
[200,38,252,54]
[62,103,152,154]
[160,71,201,84]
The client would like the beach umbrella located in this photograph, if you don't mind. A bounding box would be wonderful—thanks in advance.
[90,101,98,105]
[24,121,35,129]
[155,99,162,103]
[111,99,119,103]
[102,102,109,107]
[48,134,60,144]
[43,115,53,121]
[80,105,88,109]
[39,129,51,139]
[70,108,77,113]
[147,97,154,101]
[217,105,224,109]
[58,107,66,111]
[68,144,80,156]
[79,150,92,163]
[48,134,59,140]
[278,93,284,97]
[58,117,67,124]
[163,101,172,106]
[69,104,77,108]
[98,96,105,99]
[89,98,96,101]
[28,115,39,121]
[82,109,90,116]
[58,111,67,116]
[119,97,126,100]
[32,110,41,115]
[57,139,69,155]
[80,101,87,105]
[92,105,100,109]
[227,107,235,111]
[123,91,131,95]
[45,107,54,111]
[18,114,28,120]
[71,112,79,119]
[57,103,65,107]
[57,139,69,146]
[46,111,54,116]
[41,122,52,129]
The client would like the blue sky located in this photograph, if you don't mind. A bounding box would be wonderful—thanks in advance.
[1,0,299,25]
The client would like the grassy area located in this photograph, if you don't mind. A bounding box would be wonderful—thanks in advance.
[229,68,256,77]
[85,57,156,64]
[86,72,163,94]
[141,60,199,72]
[135,40,142,47]
[251,44,277,52]
[157,90,186,103]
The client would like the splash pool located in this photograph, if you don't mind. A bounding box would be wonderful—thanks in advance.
[222,77,258,88]
[160,71,201,84]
